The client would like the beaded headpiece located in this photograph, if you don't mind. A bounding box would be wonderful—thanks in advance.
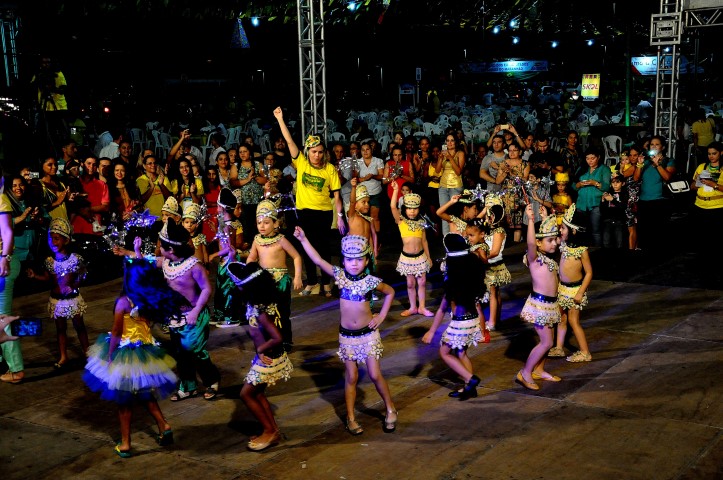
[458,189,475,204]
[159,218,189,246]
[161,196,180,216]
[232,189,244,205]
[443,233,469,257]
[182,203,201,221]
[484,193,503,208]
[355,184,370,201]
[217,187,238,211]
[403,193,422,209]
[562,203,586,232]
[341,235,371,259]
[49,217,72,239]
[536,215,559,238]
[554,172,570,184]
[256,199,279,220]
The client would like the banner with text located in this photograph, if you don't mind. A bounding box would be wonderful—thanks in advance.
[581,74,600,101]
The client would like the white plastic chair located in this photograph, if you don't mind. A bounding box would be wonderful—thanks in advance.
[602,135,623,166]
[225,126,241,150]
[129,128,146,152]
[200,132,214,163]
[329,132,346,142]
[378,134,391,154]
[259,133,272,154]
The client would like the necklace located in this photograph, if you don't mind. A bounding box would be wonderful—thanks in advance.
[404,218,425,232]
[357,212,373,224]
[255,232,284,246]
[46,253,83,277]
[561,244,587,259]
[162,256,199,280]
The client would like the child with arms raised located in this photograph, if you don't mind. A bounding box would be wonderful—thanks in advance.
[516,203,562,391]
[294,229,398,434]
[390,181,433,317]
[245,198,303,352]
[227,261,294,452]
[422,233,486,400]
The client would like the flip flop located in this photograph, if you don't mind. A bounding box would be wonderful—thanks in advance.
[115,444,132,458]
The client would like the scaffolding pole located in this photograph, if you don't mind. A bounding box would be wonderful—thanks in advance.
[297,0,328,142]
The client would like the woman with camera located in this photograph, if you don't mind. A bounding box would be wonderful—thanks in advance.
[632,136,676,251]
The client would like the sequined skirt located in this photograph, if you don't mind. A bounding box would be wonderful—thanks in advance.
[557,281,588,310]
[396,251,431,277]
[245,352,294,386]
[48,293,87,319]
[520,292,561,327]
[484,262,511,287]
[441,316,482,350]
[338,326,384,363]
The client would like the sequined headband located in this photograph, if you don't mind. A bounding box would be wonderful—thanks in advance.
[305,135,321,149]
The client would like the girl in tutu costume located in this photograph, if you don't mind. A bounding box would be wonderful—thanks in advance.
[294,228,398,435]
[226,262,293,452]
[516,204,562,391]
[390,181,433,317]
[422,233,486,400]
[83,258,187,458]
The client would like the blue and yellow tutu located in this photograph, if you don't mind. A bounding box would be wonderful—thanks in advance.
[84,313,178,405]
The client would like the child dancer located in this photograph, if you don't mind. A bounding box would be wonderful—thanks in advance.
[516,204,561,391]
[549,204,593,363]
[465,219,491,343]
[137,219,221,400]
[552,172,573,226]
[348,178,378,259]
[246,198,303,351]
[294,229,398,434]
[390,181,433,317]
[83,258,184,458]
[226,261,293,452]
[422,233,486,400]
[482,195,511,331]
[182,203,208,264]
[210,188,244,328]
[27,218,90,368]
[436,191,479,235]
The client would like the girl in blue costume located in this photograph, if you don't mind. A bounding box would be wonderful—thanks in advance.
[83,256,186,458]
[294,228,398,435]
[227,262,294,452]
[422,233,486,400]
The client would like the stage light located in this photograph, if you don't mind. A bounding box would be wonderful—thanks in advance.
[509,19,517,28]
[551,41,558,48]
[512,37,519,44]
[104,107,110,113]
[493,25,500,34]
[587,39,594,46]
[251,17,260,27]
[663,46,671,53]
[347,1,358,11]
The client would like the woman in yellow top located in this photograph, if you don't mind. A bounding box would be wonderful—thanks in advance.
[692,141,723,250]
[435,134,466,236]
[40,157,71,221]
[273,106,345,297]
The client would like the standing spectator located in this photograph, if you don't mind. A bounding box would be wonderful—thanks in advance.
[40,157,71,221]
[208,133,226,166]
[480,135,506,192]
[72,156,110,235]
[99,128,122,160]
[497,143,530,242]
[273,106,345,297]
[555,130,583,175]
[435,134,466,236]
[0,177,24,383]
[355,141,385,236]
[168,158,203,211]
[633,136,675,251]
[691,141,723,251]
[107,159,140,220]
[572,148,611,247]
[114,140,134,166]
[463,144,487,189]
[619,147,642,250]
[136,154,172,218]
[231,144,266,237]
[272,134,291,172]
[691,108,717,163]
[31,55,69,151]
[98,157,112,184]
[59,139,78,171]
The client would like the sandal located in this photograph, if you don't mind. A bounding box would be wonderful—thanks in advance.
[170,389,198,402]
[547,347,566,357]
[0,370,24,384]
[345,418,363,435]
[323,284,333,298]
[383,410,398,433]
[299,284,320,296]
[203,383,219,400]
[157,429,174,446]
[566,351,592,363]
[114,444,132,458]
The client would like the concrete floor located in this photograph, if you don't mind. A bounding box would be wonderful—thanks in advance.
[1,238,721,480]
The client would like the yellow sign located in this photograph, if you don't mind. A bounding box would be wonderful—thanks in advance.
[581,73,600,100]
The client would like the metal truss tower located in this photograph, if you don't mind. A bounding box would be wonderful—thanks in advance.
[1,6,19,88]
[651,0,723,156]
[297,0,328,142]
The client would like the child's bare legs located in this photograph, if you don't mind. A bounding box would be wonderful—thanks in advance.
[344,360,362,428]
[567,309,590,355]
[54,316,69,365]
[401,275,418,316]
[365,356,396,422]
[145,400,171,435]
[628,225,637,250]
[439,344,474,383]
[513,228,522,243]
[416,274,433,316]
[555,311,568,350]
[241,383,278,443]
[486,286,500,329]
[72,314,90,357]
[117,406,132,452]
[476,303,490,340]
[521,324,554,382]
